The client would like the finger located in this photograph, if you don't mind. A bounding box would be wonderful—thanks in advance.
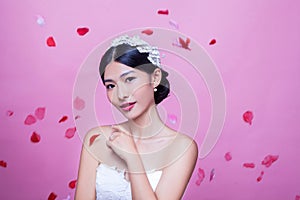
[111,125,130,136]
[109,132,121,141]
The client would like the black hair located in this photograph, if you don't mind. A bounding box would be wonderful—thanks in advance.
[99,43,170,105]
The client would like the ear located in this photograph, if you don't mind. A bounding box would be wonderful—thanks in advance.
[151,68,162,88]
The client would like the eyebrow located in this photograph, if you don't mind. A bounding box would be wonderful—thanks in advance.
[103,70,136,83]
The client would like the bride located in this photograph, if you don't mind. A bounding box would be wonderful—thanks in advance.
[75,35,198,200]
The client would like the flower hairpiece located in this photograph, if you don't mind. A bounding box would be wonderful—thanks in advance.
[110,35,161,68]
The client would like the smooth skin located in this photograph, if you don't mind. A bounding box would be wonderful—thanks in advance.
[75,61,198,200]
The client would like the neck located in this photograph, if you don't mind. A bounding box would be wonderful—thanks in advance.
[126,104,165,139]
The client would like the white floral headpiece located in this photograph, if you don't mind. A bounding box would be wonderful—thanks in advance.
[110,35,161,68]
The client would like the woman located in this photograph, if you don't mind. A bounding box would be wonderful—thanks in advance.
[75,35,198,200]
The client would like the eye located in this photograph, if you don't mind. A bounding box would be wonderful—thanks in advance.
[105,84,115,90]
[125,77,136,83]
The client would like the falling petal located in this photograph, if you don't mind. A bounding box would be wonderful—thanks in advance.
[90,134,101,146]
[65,127,76,139]
[209,168,215,181]
[295,195,300,200]
[77,27,89,36]
[196,167,205,186]
[256,171,264,182]
[36,15,45,26]
[35,107,46,120]
[141,29,153,35]
[157,9,169,15]
[59,115,68,123]
[48,192,57,200]
[31,132,41,143]
[168,114,177,124]
[69,180,77,189]
[46,36,56,47]
[169,19,179,29]
[73,96,85,110]
[24,114,37,125]
[75,115,81,120]
[178,37,191,50]
[243,111,253,125]
[0,160,7,168]
[261,155,279,168]
[209,39,216,45]
[243,163,255,168]
[6,110,14,116]
[224,152,232,161]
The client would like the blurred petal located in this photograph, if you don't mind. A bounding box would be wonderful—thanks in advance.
[157,9,169,15]
[0,160,7,168]
[243,111,253,125]
[77,27,89,36]
[65,127,76,139]
[24,114,37,125]
[225,152,232,161]
[35,107,46,120]
[31,132,41,143]
[58,115,68,123]
[48,192,57,200]
[141,29,153,35]
[46,36,56,47]
[73,96,85,110]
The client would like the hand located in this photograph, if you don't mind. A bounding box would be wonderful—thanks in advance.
[106,125,138,163]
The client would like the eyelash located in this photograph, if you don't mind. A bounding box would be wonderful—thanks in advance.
[105,77,136,90]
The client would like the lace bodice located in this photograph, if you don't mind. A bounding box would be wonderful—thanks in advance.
[96,163,162,200]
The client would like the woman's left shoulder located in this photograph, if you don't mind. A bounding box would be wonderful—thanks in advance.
[168,129,198,155]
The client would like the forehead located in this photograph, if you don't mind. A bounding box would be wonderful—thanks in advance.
[104,61,144,78]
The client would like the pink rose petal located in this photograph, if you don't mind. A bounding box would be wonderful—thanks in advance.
[256,171,264,182]
[168,114,177,124]
[209,168,215,182]
[73,96,85,110]
[243,163,255,168]
[35,107,46,120]
[295,195,300,200]
[261,155,279,168]
[243,110,253,125]
[65,127,76,139]
[225,152,232,161]
[169,19,179,29]
[196,167,205,186]
[24,114,37,125]
[6,110,14,116]
[90,134,101,146]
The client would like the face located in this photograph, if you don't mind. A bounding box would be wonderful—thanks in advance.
[103,61,156,120]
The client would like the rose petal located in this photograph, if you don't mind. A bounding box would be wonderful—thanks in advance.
[90,134,101,146]
[157,9,169,15]
[31,132,41,143]
[35,107,46,120]
[6,110,14,116]
[77,27,89,36]
[75,115,81,120]
[295,195,300,200]
[209,39,216,45]
[0,160,7,168]
[256,171,264,182]
[46,36,56,47]
[24,114,37,125]
[209,168,215,181]
[141,29,153,35]
[168,114,177,124]
[73,96,85,110]
[69,180,77,189]
[196,167,205,186]
[48,192,57,200]
[65,127,76,139]
[243,111,253,125]
[243,163,255,168]
[225,152,232,161]
[178,37,191,50]
[261,155,279,168]
[59,115,68,123]
[169,19,179,29]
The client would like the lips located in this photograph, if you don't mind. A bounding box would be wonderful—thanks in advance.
[120,102,136,111]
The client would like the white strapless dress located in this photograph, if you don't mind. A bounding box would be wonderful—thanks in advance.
[96,163,162,200]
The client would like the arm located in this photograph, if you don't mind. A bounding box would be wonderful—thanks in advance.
[74,130,100,200]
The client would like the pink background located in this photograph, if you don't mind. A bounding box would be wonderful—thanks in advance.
[1,0,300,199]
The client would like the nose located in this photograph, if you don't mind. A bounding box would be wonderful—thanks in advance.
[117,83,129,100]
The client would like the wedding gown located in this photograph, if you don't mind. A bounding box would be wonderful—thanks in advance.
[96,163,162,200]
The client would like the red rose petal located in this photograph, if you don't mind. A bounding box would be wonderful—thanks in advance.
[24,114,37,125]
[243,163,255,168]
[35,107,46,120]
[209,39,216,45]
[58,115,68,123]
[31,132,41,143]
[295,195,300,200]
[0,160,7,168]
[77,27,89,36]
[6,110,14,116]
[157,9,169,15]
[261,155,279,167]
[65,127,76,139]
[178,37,191,50]
[89,134,101,146]
[243,110,253,125]
[196,167,205,186]
[256,171,264,182]
[73,96,85,110]
[141,29,153,35]
[69,179,77,189]
[225,152,232,161]
[209,168,215,181]
[46,36,56,47]
[48,192,57,200]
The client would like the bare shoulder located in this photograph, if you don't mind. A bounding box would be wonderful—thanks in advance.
[169,129,198,155]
